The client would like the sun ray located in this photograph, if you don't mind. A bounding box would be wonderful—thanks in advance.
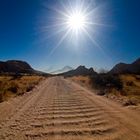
[45,5,69,18]
[82,27,111,59]
[41,23,67,30]
[48,28,72,57]
[40,27,68,40]
[84,3,106,18]
[85,21,113,27]
[40,0,111,55]
[82,27,101,49]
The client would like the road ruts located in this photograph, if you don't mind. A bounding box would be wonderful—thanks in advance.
[0,77,140,140]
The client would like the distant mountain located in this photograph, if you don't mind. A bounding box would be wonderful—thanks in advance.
[59,65,97,77]
[0,60,49,75]
[109,58,140,74]
[51,66,73,74]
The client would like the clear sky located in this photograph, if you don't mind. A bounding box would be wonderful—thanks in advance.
[0,0,140,72]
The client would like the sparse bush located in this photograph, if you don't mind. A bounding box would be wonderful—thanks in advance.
[7,82,19,93]
[123,99,138,106]
[120,91,127,96]
[80,79,85,83]
[0,75,44,102]
[97,90,106,96]
[135,75,140,80]
[126,81,135,86]
[91,74,123,90]
[10,74,21,80]
[0,93,3,102]
[26,84,34,92]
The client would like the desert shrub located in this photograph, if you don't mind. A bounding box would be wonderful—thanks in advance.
[80,79,85,83]
[97,90,106,96]
[91,74,123,90]
[0,93,3,102]
[0,75,43,102]
[10,74,22,80]
[123,98,138,106]
[126,81,135,86]
[120,91,127,96]
[7,82,19,93]
[135,75,140,80]
[26,84,34,92]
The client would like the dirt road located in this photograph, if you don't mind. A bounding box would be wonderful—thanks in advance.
[0,77,140,140]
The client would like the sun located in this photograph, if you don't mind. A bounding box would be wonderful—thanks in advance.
[41,0,107,55]
[67,12,87,32]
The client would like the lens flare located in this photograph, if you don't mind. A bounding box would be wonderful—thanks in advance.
[41,0,110,55]
[67,12,86,32]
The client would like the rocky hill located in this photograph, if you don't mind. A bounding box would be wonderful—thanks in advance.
[109,58,140,74]
[0,60,48,75]
[59,66,97,77]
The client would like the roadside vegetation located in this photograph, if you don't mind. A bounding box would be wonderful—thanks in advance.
[69,76,91,88]
[119,74,140,105]
[91,74,123,91]
[68,74,140,106]
[0,75,44,102]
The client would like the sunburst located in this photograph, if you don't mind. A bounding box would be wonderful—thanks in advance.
[41,0,109,55]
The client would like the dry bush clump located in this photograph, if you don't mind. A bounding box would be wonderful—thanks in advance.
[0,75,44,102]
[91,74,123,91]
[68,74,140,106]
[91,74,140,105]
[69,76,91,88]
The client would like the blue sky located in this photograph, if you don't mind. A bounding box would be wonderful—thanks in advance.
[0,0,140,72]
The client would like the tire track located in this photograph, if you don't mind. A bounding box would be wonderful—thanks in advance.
[0,77,140,140]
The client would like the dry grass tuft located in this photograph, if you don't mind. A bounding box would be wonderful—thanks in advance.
[0,75,44,102]
[69,76,91,88]
[68,74,140,105]
[119,74,140,105]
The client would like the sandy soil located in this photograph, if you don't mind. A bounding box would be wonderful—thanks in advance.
[0,76,140,140]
